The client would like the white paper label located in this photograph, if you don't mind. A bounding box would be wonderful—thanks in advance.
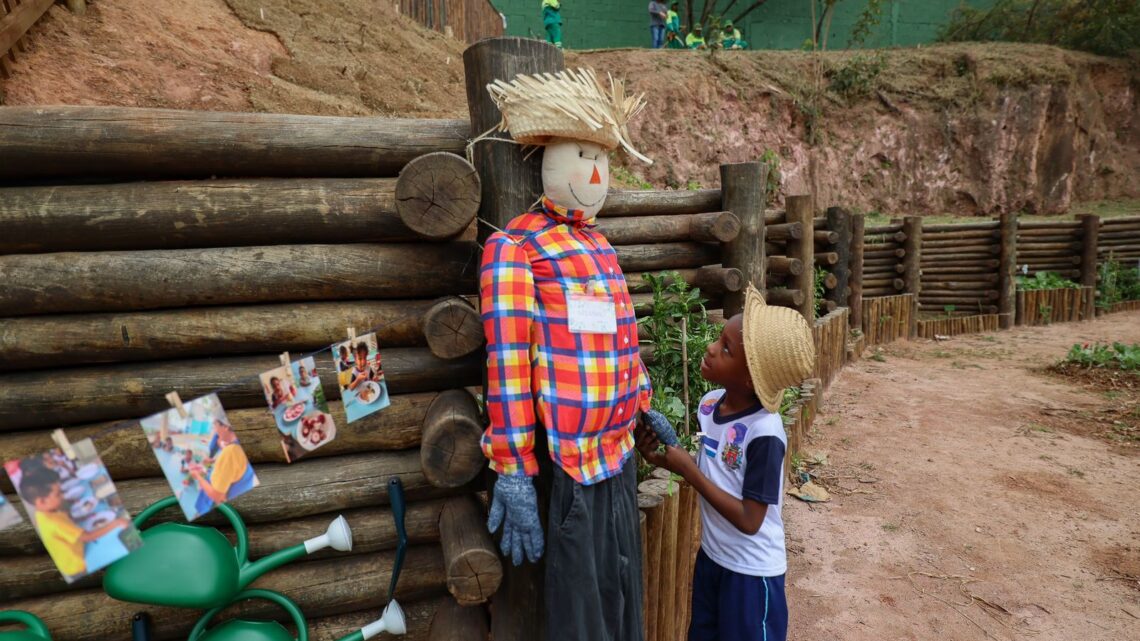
[567,293,618,334]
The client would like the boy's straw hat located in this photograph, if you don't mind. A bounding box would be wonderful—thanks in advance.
[485,67,652,164]
[742,285,817,413]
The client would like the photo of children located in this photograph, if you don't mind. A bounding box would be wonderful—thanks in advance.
[0,495,23,531]
[4,439,143,582]
[258,356,337,463]
[332,332,390,422]
[139,394,259,521]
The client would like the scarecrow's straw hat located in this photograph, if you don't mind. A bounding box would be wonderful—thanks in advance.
[485,67,652,164]
[742,285,816,413]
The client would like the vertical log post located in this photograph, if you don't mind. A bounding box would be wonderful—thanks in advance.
[657,481,679,641]
[849,213,865,330]
[1078,214,1100,320]
[464,37,564,641]
[638,491,665,641]
[721,162,768,316]
[825,206,852,309]
[998,212,1019,329]
[785,195,816,321]
[428,597,490,641]
[901,216,923,337]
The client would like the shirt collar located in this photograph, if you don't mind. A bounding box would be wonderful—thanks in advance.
[539,196,596,229]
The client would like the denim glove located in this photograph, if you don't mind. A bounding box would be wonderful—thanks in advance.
[487,474,544,566]
[642,409,680,447]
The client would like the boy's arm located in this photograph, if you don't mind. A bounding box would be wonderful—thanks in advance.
[80,517,132,542]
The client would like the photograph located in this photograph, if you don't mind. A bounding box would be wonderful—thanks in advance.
[0,495,23,531]
[258,356,338,463]
[139,394,259,521]
[332,333,391,423]
[4,439,143,582]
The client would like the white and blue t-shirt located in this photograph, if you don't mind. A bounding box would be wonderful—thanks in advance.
[695,389,787,577]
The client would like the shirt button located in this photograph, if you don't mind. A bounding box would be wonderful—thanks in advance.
[624,372,630,380]
[624,337,630,345]
[618,407,624,414]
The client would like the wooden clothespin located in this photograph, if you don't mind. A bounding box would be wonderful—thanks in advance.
[166,391,189,419]
[280,352,294,384]
[51,429,77,459]
[347,327,357,342]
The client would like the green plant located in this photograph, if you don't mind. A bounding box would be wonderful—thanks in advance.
[611,165,652,190]
[827,52,886,99]
[1096,258,1140,309]
[759,148,782,199]
[1016,271,1079,291]
[869,349,886,363]
[685,179,703,191]
[1064,342,1140,371]
[939,0,1140,58]
[813,268,828,319]
[638,271,722,446]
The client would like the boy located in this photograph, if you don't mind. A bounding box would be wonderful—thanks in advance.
[636,286,815,641]
[20,468,130,580]
[349,341,378,390]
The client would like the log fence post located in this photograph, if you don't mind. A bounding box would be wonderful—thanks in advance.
[825,206,852,310]
[785,195,815,321]
[850,213,865,331]
[901,216,922,337]
[1078,214,1100,320]
[464,36,564,641]
[721,162,768,316]
[998,213,1019,329]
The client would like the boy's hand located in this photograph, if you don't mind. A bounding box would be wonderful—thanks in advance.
[634,423,696,478]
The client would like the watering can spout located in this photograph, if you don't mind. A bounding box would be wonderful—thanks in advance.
[239,516,352,587]
[342,600,406,641]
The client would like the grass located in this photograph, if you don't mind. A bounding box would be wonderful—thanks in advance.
[881,522,899,532]
[860,198,1140,226]
[869,349,887,363]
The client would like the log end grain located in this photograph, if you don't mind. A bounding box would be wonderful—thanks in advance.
[439,497,503,606]
[423,297,484,360]
[396,152,481,240]
[420,390,485,489]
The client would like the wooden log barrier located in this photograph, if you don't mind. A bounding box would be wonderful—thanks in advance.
[0,499,449,599]
[860,294,914,346]
[766,256,803,276]
[0,106,470,180]
[395,152,482,240]
[785,196,815,320]
[814,230,839,245]
[598,189,722,217]
[0,300,436,372]
[646,479,679,641]
[0,243,482,317]
[439,496,503,605]
[825,207,853,310]
[422,297,484,360]
[765,222,802,241]
[849,213,865,329]
[624,266,744,296]
[639,492,665,641]
[596,211,742,244]
[922,222,998,233]
[673,483,698,637]
[615,242,723,273]
[0,349,482,432]
[0,546,446,641]
[721,162,768,316]
[764,288,805,307]
[420,390,485,489]
[428,597,490,641]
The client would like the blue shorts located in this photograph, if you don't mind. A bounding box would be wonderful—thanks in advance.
[688,548,788,641]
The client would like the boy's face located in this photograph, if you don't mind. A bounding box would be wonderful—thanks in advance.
[700,314,752,390]
[33,483,63,512]
[356,346,369,362]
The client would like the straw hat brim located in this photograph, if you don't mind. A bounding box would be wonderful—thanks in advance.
[742,286,817,414]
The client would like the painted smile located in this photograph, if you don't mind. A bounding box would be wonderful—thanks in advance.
[568,182,605,208]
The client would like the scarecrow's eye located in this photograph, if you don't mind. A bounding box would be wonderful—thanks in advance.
[578,150,584,158]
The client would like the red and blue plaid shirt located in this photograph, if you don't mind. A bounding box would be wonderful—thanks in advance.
[480,197,652,485]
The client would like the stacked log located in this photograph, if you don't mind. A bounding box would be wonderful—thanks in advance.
[820,207,853,311]
[919,220,1000,314]
[916,314,1000,339]
[1097,216,1140,265]
[860,294,915,346]
[1015,220,1083,279]
[861,223,906,298]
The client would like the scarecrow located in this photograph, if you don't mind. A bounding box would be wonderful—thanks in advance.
[477,68,662,640]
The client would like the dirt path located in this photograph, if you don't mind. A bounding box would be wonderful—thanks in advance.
[786,311,1140,640]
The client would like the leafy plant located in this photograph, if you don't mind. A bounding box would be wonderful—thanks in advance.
[1064,342,1140,371]
[813,268,828,319]
[611,165,652,190]
[827,52,886,99]
[1096,258,1140,309]
[639,271,722,448]
[1016,271,1079,290]
[939,0,1140,58]
[759,148,782,200]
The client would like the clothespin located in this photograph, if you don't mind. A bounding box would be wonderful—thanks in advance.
[347,327,357,342]
[166,391,189,419]
[51,429,77,459]
[280,352,294,384]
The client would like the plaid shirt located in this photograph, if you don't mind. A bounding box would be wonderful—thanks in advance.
[481,197,652,485]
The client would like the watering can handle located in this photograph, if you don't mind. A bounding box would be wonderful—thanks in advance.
[0,611,51,639]
[187,589,308,641]
[133,496,249,566]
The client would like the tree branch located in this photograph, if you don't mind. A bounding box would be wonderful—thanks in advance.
[731,0,772,26]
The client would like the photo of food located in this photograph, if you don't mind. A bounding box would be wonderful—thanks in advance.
[332,332,391,423]
[258,356,337,462]
[4,439,143,582]
[139,394,259,521]
[0,494,23,531]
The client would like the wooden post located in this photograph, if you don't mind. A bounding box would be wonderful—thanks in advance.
[721,162,768,316]
[656,481,679,641]
[825,207,852,309]
[422,297,484,359]
[901,216,922,337]
[395,152,482,240]
[785,195,816,321]
[439,496,503,605]
[66,0,87,15]
[998,212,1018,329]
[428,597,490,641]
[1078,214,1100,320]
[850,213,865,329]
[638,491,665,641]
[464,37,563,641]
[673,483,697,638]
[420,390,485,489]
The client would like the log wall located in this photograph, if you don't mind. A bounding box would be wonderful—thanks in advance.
[916,314,1000,339]
[860,294,915,346]
[1015,287,1095,326]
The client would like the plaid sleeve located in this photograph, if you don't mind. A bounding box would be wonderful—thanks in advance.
[636,357,653,413]
[480,232,539,477]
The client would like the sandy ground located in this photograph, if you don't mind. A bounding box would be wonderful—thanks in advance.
[786,311,1140,640]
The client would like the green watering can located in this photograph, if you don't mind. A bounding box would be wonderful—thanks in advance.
[188,589,405,641]
[104,496,353,609]
[0,611,51,641]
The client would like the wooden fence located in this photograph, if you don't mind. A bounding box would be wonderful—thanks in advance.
[397,0,504,44]
[812,308,848,391]
[0,0,54,78]
[1015,287,1095,326]
[916,314,1000,339]
[860,294,916,345]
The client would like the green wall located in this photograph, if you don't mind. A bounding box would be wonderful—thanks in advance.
[491,1,992,51]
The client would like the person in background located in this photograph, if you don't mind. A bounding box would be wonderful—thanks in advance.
[666,2,681,36]
[542,0,563,49]
[686,23,707,49]
[665,29,686,49]
[722,19,748,49]
[649,1,668,48]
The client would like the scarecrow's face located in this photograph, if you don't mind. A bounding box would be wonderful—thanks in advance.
[542,140,609,218]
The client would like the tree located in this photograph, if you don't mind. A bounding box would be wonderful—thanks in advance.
[939,0,1140,57]
[676,1,773,32]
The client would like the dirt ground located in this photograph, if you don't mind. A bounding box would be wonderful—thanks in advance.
[786,311,1140,640]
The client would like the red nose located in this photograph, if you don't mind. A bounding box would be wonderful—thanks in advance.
[590,165,602,185]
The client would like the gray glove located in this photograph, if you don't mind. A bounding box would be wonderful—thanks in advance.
[487,474,544,566]
[643,409,680,447]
